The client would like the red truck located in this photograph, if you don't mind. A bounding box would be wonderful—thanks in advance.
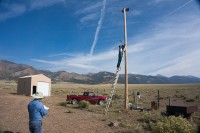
[66,91,107,105]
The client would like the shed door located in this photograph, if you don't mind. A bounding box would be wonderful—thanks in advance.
[37,82,49,96]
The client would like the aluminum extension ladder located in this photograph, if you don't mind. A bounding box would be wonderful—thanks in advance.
[105,68,121,113]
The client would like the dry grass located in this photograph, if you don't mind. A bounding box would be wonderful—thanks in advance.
[1,80,200,132]
[51,82,200,132]
[0,80,17,90]
[51,83,200,109]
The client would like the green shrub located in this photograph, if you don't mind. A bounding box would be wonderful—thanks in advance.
[112,94,121,100]
[58,102,67,107]
[134,123,144,133]
[186,99,195,102]
[119,121,132,128]
[150,116,195,133]
[78,100,90,109]
[140,110,161,123]
[129,100,136,105]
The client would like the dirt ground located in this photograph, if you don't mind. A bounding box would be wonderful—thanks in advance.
[1,83,200,133]
[0,88,122,133]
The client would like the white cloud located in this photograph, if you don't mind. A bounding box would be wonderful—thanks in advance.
[149,50,200,76]
[32,48,117,73]
[29,0,65,10]
[68,63,99,70]
[0,3,26,21]
[0,0,66,21]
[32,13,200,77]
[48,52,85,58]
[130,9,141,16]
[75,1,102,15]
[127,14,200,77]
[163,0,193,19]
[148,0,168,5]
[31,59,63,65]
[80,13,97,24]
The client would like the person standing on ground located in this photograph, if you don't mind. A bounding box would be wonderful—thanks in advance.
[28,92,49,133]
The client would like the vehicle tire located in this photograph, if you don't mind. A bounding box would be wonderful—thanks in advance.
[72,99,78,104]
[98,100,104,105]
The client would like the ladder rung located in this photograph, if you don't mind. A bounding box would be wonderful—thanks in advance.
[105,67,121,113]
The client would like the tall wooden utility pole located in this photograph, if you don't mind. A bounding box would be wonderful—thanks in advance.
[122,8,129,110]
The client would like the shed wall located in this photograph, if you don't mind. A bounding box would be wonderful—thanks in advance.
[17,77,32,96]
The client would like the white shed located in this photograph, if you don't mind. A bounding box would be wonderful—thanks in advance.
[17,74,51,96]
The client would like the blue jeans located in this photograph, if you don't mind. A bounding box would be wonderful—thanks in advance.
[29,120,42,133]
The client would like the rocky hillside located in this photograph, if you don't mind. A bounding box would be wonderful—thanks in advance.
[1,60,200,84]
[0,60,40,80]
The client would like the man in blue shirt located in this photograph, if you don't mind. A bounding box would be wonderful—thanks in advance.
[117,44,125,70]
[28,92,49,133]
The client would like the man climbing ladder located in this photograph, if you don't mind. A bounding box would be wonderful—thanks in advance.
[117,45,125,70]
[105,45,125,113]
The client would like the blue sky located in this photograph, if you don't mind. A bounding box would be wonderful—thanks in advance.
[0,0,200,77]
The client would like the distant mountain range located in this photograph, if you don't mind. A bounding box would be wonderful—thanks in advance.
[0,59,200,84]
